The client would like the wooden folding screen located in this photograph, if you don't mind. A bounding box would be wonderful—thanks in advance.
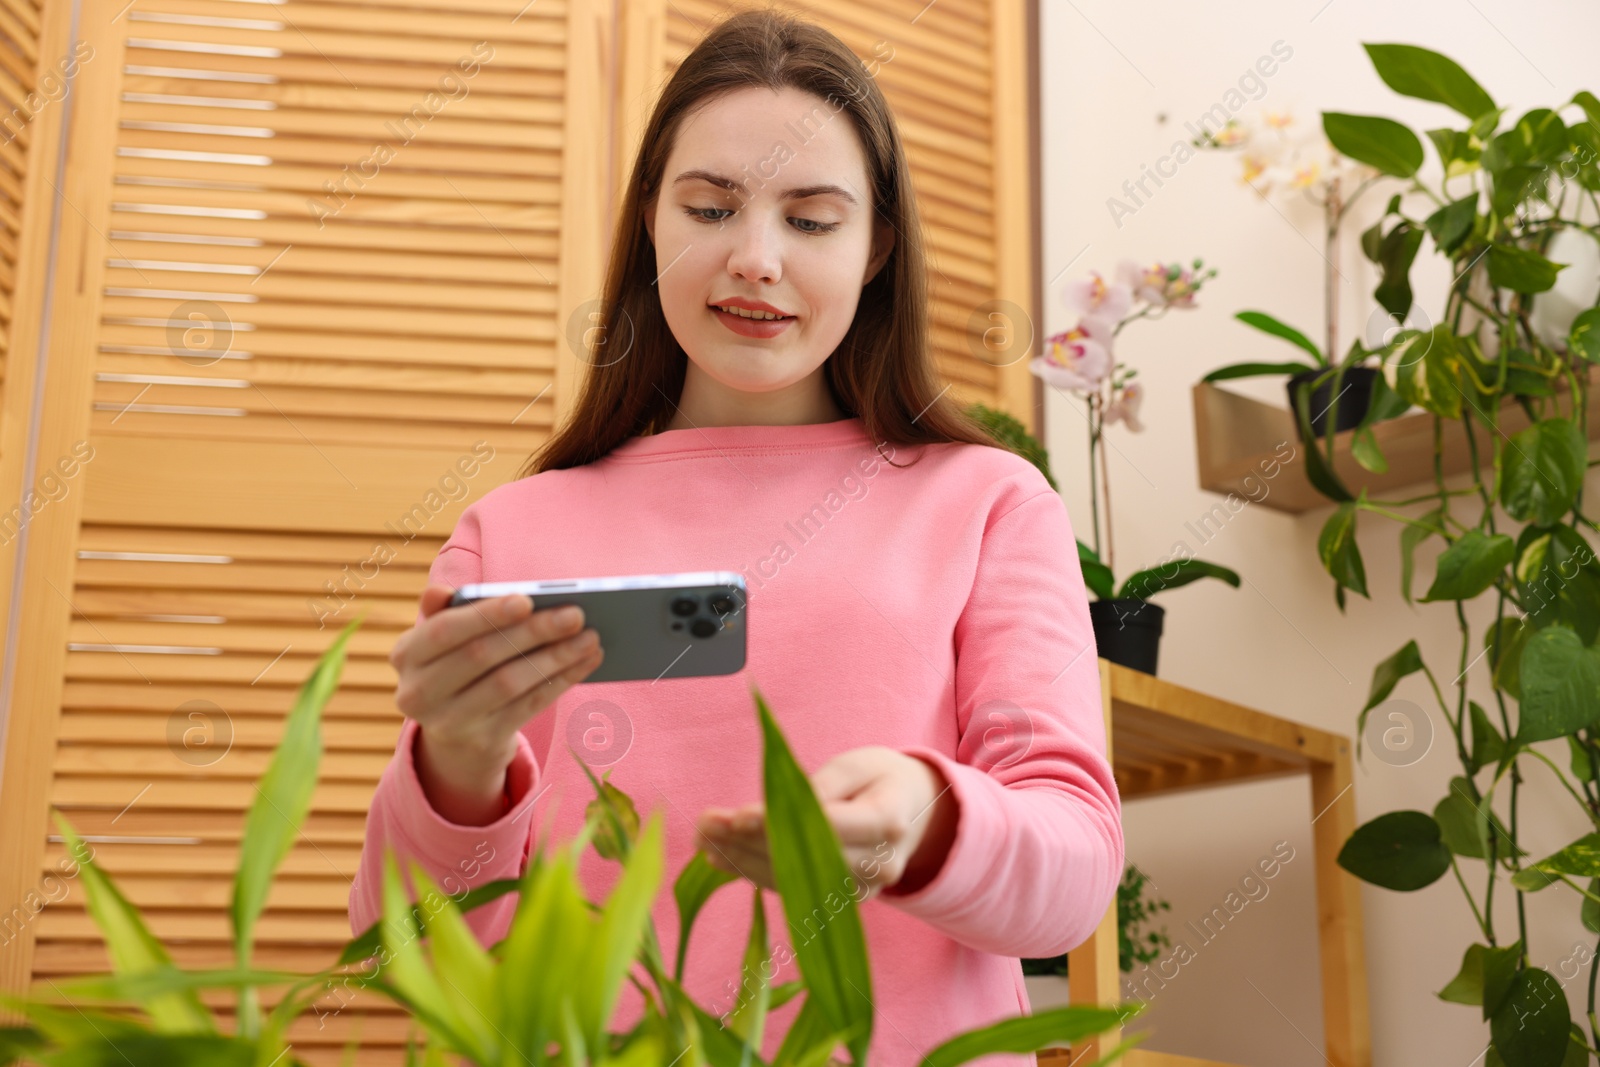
[0,0,1037,1062]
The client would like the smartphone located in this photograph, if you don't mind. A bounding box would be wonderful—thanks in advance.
[447,571,747,683]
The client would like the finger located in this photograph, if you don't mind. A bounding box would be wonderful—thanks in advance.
[417,584,458,619]
[823,797,905,847]
[710,838,773,889]
[809,749,886,803]
[406,600,595,717]
[476,640,605,732]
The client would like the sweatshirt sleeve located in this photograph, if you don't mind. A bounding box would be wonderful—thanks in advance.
[348,519,543,945]
[880,487,1124,959]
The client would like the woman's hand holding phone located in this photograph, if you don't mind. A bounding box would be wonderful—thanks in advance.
[389,584,606,826]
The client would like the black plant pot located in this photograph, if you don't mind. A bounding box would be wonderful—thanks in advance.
[1089,598,1165,676]
[1286,366,1378,440]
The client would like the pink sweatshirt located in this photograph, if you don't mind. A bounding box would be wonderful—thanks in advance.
[350,416,1123,1067]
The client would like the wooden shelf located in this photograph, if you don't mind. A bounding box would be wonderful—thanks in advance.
[1192,363,1600,514]
[1036,661,1369,1067]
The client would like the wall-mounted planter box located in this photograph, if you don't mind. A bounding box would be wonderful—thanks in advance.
[1191,364,1600,515]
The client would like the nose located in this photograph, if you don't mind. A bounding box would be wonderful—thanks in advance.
[725,211,782,286]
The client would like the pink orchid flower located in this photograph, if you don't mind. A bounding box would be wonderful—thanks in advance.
[1103,380,1145,432]
[1062,270,1132,322]
[1031,316,1114,393]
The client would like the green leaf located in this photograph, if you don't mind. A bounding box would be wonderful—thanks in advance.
[1490,968,1571,1065]
[1077,540,1115,601]
[1569,307,1600,363]
[1290,380,1353,502]
[1115,559,1240,601]
[918,1004,1147,1067]
[406,863,498,1063]
[1426,128,1481,179]
[673,851,738,982]
[1483,942,1525,1019]
[584,772,641,862]
[1584,878,1600,934]
[380,853,474,1055]
[1232,310,1324,362]
[1515,524,1600,644]
[1374,220,1425,318]
[30,1033,260,1066]
[1487,244,1566,293]
[574,812,664,1050]
[1484,616,1530,701]
[1199,360,1320,383]
[1501,419,1587,525]
[499,846,592,1064]
[1357,639,1424,763]
[756,688,874,1067]
[1438,943,1489,1006]
[1573,736,1599,783]
[1337,811,1451,891]
[1421,529,1515,602]
[42,967,303,1006]
[1363,44,1496,122]
[1318,503,1369,599]
[0,1027,43,1064]
[1575,90,1600,129]
[1350,425,1388,474]
[1517,627,1600,744]
[1323,112,1424,177]
[232,618,356,1036]
[1432,776,1517,861]
[1423,194,1478,255]
[1399,507,1446,604]
[726,885,772,1065]
[1469,702,1506,776]
[1392,326,1462,419]
[51,815,215,1035]
[340,877,520,967]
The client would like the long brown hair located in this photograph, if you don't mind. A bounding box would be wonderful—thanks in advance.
[518,7,1002,477]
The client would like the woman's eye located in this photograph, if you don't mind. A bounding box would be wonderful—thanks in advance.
[682,206,838,234]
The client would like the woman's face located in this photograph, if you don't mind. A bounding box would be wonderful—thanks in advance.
[644,85,895,423]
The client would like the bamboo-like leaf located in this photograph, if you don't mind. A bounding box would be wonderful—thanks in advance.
[0,998,145,1049]
[500,845,593,1065]
[43,967,302,1005]
[575,813,665,1050]
[754,688,873,1067]
[727,885,772,1067]
[233,618,359,1036]
[340,877,520,967]
[407,863,498,1063]
[51,814,214,1035]
[380,853,475,1055]
[771,997,834,1067]
[917,1005,1145,1067]
[673,852,738,982]
[33,1032,260,1066]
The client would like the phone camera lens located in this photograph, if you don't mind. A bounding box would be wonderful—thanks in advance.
[689,617,719,638]
[670,595,699,617]
[708,593,737,616]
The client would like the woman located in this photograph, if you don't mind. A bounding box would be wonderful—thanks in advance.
[350,10,1123,1066]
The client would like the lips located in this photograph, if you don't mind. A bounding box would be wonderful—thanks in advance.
[710,304,796,339]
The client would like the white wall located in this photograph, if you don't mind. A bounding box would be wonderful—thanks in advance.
[1031,2,1600,1064]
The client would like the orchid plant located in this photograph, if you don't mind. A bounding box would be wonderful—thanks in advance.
[1193,109,1385,366]
[1025,260,1239,605]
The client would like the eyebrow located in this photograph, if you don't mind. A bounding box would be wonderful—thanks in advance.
[671,169,860,207]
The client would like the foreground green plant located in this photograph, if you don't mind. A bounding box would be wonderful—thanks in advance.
[1,615,1148,1067]
[1292,42,1600,1067]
